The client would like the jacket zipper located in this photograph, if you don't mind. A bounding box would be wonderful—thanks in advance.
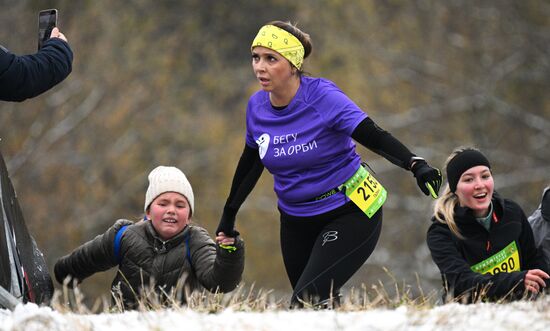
[486,211,499,252]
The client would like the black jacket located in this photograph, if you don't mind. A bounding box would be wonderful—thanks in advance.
[427,192,548,302]
[0,38,73,102]
[528,186,550,271]
[54,219,245,309]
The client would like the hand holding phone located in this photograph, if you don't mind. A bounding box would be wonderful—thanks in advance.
[38,9,58,50]
[49,28,68,43]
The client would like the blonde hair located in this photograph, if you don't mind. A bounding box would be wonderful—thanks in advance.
[433,185,463,239]
[433,146,483,239]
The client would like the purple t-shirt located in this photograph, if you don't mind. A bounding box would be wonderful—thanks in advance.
[245,76,367,216]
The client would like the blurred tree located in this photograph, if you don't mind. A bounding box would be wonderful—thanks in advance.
[0,0,548,303]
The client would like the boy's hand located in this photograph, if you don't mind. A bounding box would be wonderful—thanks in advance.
[216,232,235,246]
[216,232,238,252]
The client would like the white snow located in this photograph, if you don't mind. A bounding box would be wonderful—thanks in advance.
[1,298,549,331]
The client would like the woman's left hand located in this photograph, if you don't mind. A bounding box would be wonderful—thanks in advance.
[411,160,442,199]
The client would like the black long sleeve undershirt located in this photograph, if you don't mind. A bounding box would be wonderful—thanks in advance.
[351,117,415,170]
[219,145,264,231]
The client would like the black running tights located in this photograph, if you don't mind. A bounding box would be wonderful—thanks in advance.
[280,201,383,307]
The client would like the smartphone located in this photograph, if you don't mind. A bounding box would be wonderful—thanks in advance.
[38,9,58,50]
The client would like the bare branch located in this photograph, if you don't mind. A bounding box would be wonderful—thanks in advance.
[489,96,550,138]
[380,95,485,130]
[494,166,550,189]
[8,88,104,175]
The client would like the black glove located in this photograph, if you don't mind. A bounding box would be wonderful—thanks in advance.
[216,207,240,238]
[411,159,442,199]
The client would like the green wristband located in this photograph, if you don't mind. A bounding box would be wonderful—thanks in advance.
[219,244,237,252]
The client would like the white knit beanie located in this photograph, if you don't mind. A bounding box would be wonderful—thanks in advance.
[144,166,194,215]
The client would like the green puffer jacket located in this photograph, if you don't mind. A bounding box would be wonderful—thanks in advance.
[54,219,244,309]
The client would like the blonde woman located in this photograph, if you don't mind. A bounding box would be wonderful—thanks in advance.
[427,147,548,302]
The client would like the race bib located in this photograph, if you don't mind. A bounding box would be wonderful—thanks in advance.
[343,165,387,218]
[470,241,521,275]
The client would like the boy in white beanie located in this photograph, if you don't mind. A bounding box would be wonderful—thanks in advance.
[54,166,244,309]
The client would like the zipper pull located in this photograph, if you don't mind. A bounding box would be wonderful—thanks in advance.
[154,241,167,253]
[486,240,491,251]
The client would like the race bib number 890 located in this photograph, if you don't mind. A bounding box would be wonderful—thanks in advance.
[470,241,520,275]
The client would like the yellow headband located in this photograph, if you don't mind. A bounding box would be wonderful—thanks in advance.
[251,24,305,70]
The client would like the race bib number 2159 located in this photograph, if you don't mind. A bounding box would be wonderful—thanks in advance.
[343,165,387,218]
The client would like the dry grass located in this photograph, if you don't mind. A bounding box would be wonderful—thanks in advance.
[51,272,441,315]
[50,269,544,315]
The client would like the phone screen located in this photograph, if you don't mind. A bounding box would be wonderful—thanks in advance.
[38,9,58,50]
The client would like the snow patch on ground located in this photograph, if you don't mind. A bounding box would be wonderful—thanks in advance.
[1,298,549,331]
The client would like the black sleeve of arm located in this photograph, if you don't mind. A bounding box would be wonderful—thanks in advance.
[519,209,549,273]
[0,38,73,102]
[53,221,127,286]
[220,144,264,228]
[351,117,415,170]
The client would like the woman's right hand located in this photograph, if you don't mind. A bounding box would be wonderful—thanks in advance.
[216,211,239,238]
[524,269,549,294]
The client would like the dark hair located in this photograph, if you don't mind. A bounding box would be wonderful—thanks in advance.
[267,21,313,60]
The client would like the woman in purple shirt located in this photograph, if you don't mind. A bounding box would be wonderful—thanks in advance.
[216,21,442,308]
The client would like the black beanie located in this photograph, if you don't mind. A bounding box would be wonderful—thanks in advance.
[446,149,491,192]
